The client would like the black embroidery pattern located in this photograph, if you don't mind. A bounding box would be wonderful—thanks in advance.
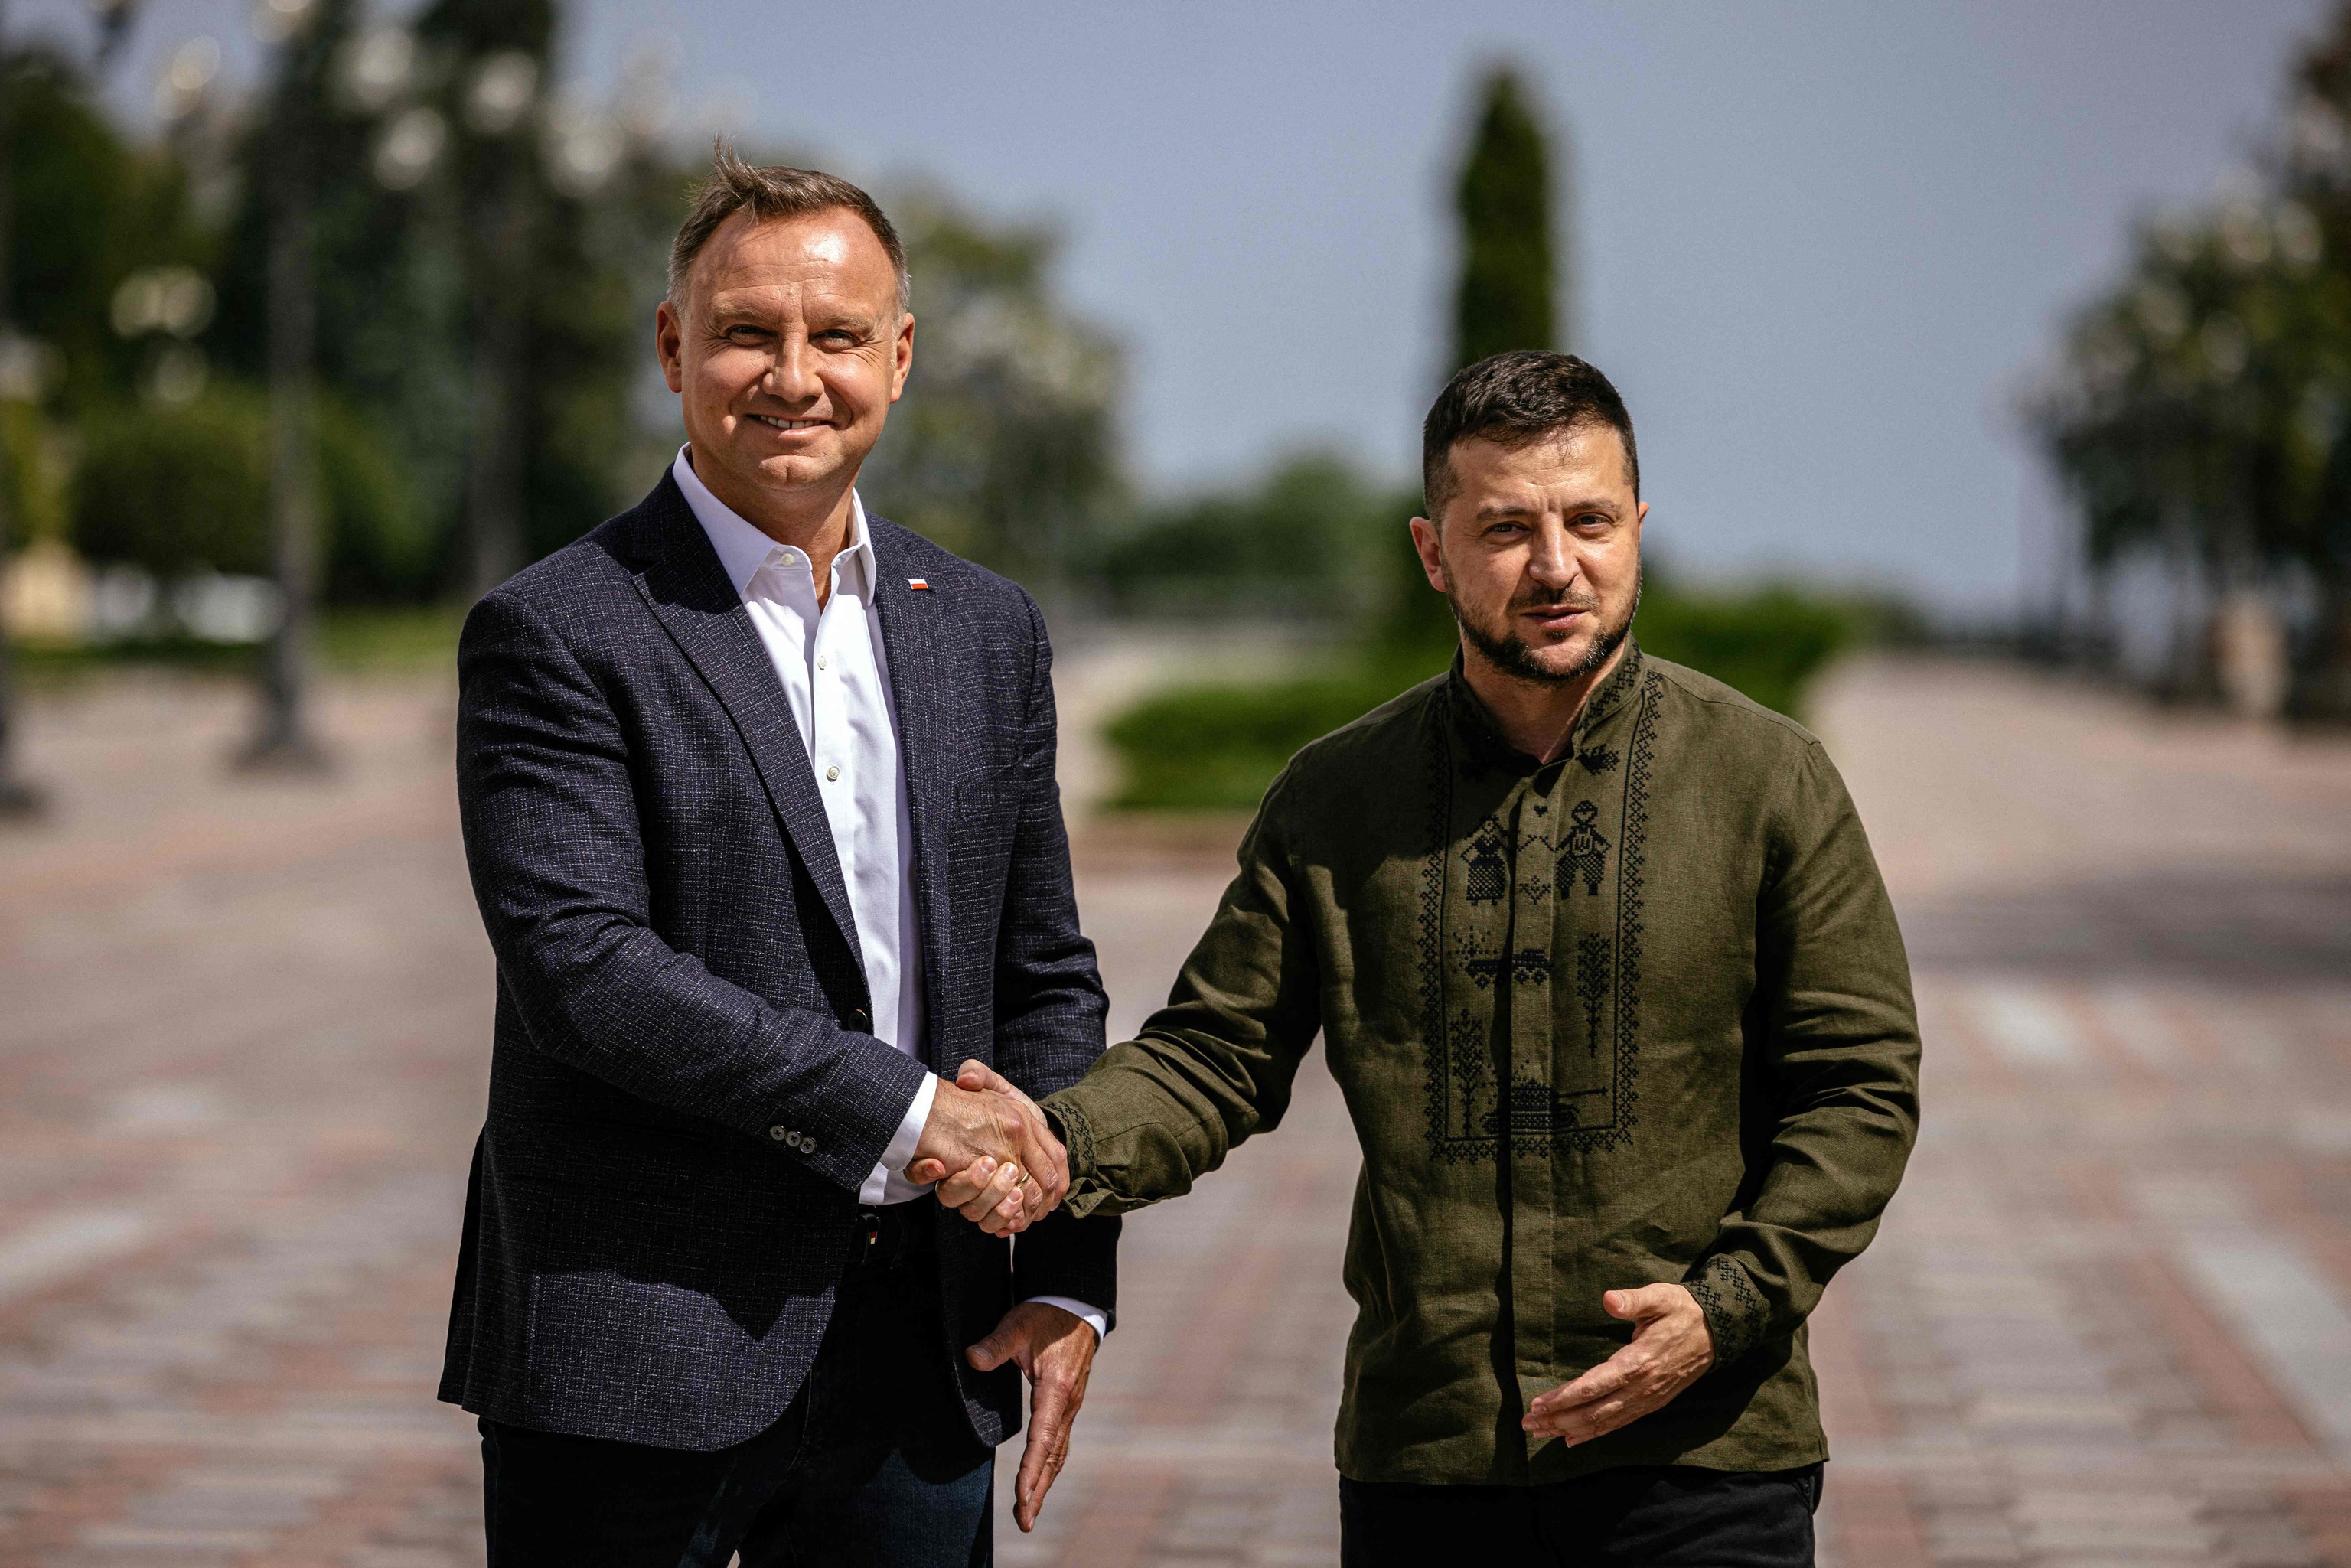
[1516,875,1552,905]
[1420,665,1659,1162]
[1575,934,1610,1055]
[1563,667,1661,1155]
[1560,800,1610,895]
[1684,1255,1767,1364]
[1448,1009,1492,1126]
[1459,940,1506,991]
[1462,820,1508,905]
[1578,745,1622,774]
[1418,696,1453,1156]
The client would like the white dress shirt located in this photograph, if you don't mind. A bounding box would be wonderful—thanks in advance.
[673,449,1104,1341]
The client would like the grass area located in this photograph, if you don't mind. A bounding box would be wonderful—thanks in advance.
[11,605,467,683]
[1104,588,1865,812]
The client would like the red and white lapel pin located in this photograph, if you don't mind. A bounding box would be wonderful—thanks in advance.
[907,577,931,591]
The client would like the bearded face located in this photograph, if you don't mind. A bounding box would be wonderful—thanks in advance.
[1410,423,1645,689]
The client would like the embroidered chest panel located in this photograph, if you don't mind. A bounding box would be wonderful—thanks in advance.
[1418,669,1661,1162]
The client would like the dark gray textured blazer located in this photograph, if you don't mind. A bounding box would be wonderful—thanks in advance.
[438,469,1117,1452]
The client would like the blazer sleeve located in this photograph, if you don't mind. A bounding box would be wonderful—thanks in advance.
[456,588,928,1195]
[990,592,1120,1311]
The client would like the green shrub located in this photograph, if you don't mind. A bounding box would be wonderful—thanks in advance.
[1103,589,1861,812]
[1631,588,1857,721]
[70,386,426,597]
[72,389,271,577]
[1103,667,1413,810]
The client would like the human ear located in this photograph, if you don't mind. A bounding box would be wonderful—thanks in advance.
[890,313,915,404]
[654,300,686,394]
[1408,515,1447,592]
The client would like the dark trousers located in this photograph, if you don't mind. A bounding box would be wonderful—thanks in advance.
[1340,1462,1824,1567]
[481,1208,993,1568]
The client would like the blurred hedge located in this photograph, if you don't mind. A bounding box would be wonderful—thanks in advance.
[1104,588,1864,812]
[69,385,429,598]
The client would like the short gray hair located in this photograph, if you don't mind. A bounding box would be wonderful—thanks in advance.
[667,145,911,315]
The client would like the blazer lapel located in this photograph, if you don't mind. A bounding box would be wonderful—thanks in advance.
[867,523,954,1068]
[621,474,865,970]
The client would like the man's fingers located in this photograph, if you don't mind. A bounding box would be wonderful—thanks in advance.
[1015,1375,1075,1531]
[906,1158,949,1186]
[957,1159,1022,1221]
[1607,1283,1686,1322]
[935,1156,996,1207]
[966,1325,1021,1374]
[1531,1357,1632,1413]
[957,1058,1016,1094]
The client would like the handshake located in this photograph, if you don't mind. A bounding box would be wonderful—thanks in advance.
[905,1060,1067,1234]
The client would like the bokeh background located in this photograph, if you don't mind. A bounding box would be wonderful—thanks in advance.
[2,2,2349,1563]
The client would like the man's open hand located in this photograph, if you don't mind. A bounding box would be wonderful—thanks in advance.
[967,1302,1097,1532]
[906,1059,1067,1233]
[1523,1284,1714,1446]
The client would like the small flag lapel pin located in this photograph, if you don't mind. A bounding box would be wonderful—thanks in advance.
[908,577,931,591]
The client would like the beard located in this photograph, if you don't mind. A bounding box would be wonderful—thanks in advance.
[1448,568,1641,686]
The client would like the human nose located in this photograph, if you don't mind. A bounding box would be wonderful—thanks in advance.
[1527,518,1579,588]
[761,331,821,405]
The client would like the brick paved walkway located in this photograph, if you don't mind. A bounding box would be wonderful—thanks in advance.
[0,656,2346,1565]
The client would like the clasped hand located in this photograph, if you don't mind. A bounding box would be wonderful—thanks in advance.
[906,1063,1092,1532]
[904,1059,1066,1234]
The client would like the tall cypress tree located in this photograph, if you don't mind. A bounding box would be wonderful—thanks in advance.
[1452,67,1561,369]
[1385,65,1568,661]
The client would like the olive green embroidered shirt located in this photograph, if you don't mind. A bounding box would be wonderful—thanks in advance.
[1045,644,1921,1485]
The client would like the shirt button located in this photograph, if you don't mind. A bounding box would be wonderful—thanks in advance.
[768,1126,788,1142]
[817,654,828,670]
[825,764,840,781]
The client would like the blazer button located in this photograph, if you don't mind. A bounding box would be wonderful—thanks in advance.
[768,1126,788,1141]
[848,1008,871,1032]
[802,1137,819,1154]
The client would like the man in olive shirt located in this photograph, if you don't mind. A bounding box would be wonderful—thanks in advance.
[934,351,1921,1563]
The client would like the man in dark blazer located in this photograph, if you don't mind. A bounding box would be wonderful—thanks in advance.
[440,150,1114,1566]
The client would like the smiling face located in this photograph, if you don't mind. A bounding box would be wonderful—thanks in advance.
[1410,422,1646,686]
[654,205,913,528]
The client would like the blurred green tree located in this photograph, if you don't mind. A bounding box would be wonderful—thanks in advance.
[204,0,652,603]
[3,46,213,417]
[1384,64,1567,663]
[857,194,1123,591]
[1453,66,1560,369]
[1090,452,1417,617]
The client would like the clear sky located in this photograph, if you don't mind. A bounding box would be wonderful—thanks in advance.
[23,0,2336,611]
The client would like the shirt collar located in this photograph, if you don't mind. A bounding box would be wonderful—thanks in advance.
[671,445,872,600]
[1446,637,1645,775]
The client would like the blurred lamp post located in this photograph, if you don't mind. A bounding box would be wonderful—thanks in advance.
[0,0,44,818]
[240,0,331,771]
[461,47,539,599]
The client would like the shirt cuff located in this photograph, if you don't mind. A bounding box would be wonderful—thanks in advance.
[859,1072,939,1206]
[1022,1295,1107,1343]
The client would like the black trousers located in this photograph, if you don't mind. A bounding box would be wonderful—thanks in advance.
[481,1208,993,1568]
[1340,1462,1824,1567]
